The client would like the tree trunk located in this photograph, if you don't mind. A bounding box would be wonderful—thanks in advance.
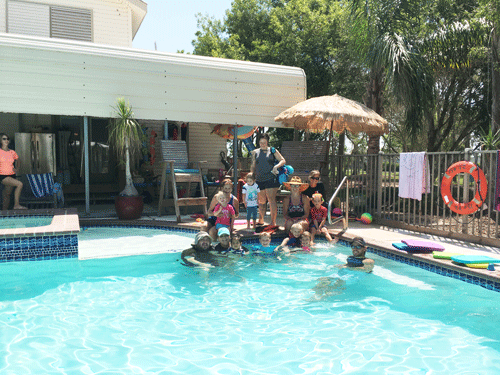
[121,142,139,196]
[365,68,384,154]
[492,26,500,135]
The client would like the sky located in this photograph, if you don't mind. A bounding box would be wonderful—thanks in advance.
[132,0,234,53]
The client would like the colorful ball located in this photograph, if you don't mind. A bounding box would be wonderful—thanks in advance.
[332,208,343,216]
[360,213,372,224]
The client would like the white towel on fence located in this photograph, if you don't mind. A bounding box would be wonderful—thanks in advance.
[398,152,430,201]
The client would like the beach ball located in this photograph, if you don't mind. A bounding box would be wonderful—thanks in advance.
[360,213,372,225]
[332,208,343,216]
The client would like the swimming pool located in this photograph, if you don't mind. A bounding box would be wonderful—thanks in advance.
[0,215,53,229]
[1,227,500,374]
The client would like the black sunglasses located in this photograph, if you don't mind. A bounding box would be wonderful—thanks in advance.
[2,137,9,141]
[310,177,320,180]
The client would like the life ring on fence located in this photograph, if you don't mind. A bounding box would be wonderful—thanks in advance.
[441,161,488,215]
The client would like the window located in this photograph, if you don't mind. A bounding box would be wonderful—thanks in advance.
[50,6,92,42]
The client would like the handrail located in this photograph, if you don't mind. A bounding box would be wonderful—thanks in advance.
[328,176,348,231]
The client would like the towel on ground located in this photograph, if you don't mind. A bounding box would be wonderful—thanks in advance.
[398,152,430,201]
[27,173,55,198]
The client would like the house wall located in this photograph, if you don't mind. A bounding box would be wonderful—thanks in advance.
[0,0,6,32]
[1,0,134,47]
[188,123,228,171]
[138,120,227,174]
[0,33,306,127]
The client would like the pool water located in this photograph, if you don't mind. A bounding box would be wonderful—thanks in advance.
[1,228,500,374]
[0,215,53,229]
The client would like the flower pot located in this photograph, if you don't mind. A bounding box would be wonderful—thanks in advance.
[115,195,144,220]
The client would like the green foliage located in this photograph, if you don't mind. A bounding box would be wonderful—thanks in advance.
[108,98,144,162]
[193,0,366,99]
[349,0,491,152]
[478,127,500,150]
[192,0,495,153]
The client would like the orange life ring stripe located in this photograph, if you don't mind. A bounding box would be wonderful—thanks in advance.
[441,161,487,215]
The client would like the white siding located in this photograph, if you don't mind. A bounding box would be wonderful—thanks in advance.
[0,34,307,128]
[188,123,228,170]
[0,0,6,33]
[4,0,135,47]
[7,1,50,37]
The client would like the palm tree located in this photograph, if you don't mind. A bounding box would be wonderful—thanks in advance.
[108,98,144,196]
[349,0,487,152]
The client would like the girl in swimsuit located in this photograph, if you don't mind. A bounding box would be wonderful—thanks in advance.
[205,178,239,238]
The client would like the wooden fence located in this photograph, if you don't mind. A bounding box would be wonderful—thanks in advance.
[331,151,500,247]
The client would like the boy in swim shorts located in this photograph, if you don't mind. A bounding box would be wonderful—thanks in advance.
[309,193,333,244]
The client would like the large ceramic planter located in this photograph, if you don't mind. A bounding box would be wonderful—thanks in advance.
[115,195,144,220]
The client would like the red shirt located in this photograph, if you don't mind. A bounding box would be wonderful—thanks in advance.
[310,205,328,223]
[0,149,18,175]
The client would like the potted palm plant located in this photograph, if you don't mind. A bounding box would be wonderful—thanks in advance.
[109,98,144,219]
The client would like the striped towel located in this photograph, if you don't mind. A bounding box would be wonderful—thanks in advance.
[27,173,55,198]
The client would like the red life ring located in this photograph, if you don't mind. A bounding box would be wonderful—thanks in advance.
[441,161,487,215]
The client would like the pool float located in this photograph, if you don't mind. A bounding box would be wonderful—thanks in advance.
[450,255,500,264]
[462,263,489,269]
[392,242,413,251]
[402,240,445,252]
[441,161,487,215]
[432,251,462,259]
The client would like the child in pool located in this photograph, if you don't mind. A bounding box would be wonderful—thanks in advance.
[214,227,231,254]
[309,193,333,244]
[229,233,250,255]
[298,231,312,252]
[279,222,303,249]
[342,237,374,273]
[283,231,313,253]
[209,191,236,239]
[252,232,277,254]
[181,231,218,269]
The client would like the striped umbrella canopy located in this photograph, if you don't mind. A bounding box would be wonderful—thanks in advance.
[274,94,389,136]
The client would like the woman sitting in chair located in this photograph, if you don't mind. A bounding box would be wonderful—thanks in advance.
[0,133,26,210]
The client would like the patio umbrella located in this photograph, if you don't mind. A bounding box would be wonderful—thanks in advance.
[274,94,389,135]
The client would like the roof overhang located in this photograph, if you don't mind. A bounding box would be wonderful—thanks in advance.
[124,0,147,38]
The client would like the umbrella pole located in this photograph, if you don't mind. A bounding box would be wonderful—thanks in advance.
[233,126,238,197]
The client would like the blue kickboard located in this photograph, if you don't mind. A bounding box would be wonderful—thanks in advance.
[451,255,500,264]
[392,242,432,252]
[392,242,410,251]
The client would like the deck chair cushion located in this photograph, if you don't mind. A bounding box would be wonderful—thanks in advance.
[166,168,200,174]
